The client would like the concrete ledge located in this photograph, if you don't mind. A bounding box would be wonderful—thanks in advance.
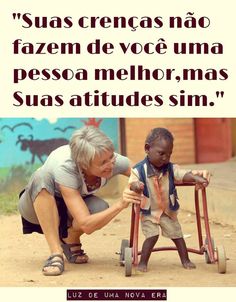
[177,186,236,228]
[181,159,236,228]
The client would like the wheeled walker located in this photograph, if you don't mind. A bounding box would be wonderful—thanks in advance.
[118,184,227,276]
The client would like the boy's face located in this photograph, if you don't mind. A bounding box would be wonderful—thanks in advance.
[145,138,173,169]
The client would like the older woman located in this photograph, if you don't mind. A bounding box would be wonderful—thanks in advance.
[19,126,141,276]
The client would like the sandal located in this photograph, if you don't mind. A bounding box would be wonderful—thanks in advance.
[61,240,89,264]
[42,254,64,276]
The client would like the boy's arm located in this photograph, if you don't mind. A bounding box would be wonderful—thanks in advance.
[183,172,209,189]
[191,169,211,183]
[129,168,144,193]
[173,164,211,188]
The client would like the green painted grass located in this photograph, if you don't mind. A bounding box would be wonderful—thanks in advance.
[0,167,10,181]
[0,164,39,215]
[0,164,38,216]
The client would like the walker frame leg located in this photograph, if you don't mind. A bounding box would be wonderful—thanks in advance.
[120,184,226,275]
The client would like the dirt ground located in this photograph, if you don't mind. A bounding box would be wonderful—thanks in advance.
[0,196,236,289]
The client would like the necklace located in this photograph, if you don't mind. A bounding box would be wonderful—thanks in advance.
[82,171,101,192]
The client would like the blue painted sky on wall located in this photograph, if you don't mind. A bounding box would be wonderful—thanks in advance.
[0,118,119,167]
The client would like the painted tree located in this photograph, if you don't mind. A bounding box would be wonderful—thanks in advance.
[81,118,103,128]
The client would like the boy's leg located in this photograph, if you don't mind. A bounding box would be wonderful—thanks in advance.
[172,237,196,269]
[138,235,159,272]
[159,214,196,269]
[139,218,160,272]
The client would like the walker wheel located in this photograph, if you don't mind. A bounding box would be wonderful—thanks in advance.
[216,245,227,274]
[204,237,215,264]
[119,239,129,266]
[124,247,132,277]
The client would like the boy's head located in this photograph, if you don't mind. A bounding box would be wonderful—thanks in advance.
[145,128,174,169]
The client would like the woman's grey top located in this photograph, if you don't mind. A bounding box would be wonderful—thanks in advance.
[18,145,130,224]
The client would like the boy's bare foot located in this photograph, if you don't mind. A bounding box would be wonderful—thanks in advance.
[137,263,148,272]
[182,260,196,269]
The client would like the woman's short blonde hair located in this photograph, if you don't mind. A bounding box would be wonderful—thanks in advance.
[70,126,114,169]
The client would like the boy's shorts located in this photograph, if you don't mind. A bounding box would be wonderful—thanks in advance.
[141,213,183,239]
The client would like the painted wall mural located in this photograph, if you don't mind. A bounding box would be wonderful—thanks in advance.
[0,118,119,194]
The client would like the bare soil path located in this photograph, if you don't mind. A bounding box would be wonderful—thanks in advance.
[0,198,235,288]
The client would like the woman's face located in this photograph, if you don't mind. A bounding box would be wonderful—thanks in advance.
[86,149,116,178]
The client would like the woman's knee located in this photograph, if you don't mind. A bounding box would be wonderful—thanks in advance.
[84,196,109,214]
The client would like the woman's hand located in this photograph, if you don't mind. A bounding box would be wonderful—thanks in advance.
[120,186,142,209]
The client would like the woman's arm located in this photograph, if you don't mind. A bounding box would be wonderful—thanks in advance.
[59,184,140,234]
[121,166,131,177]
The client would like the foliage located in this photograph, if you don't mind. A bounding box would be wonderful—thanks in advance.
[0,193,19,215]
[0,165,37,215]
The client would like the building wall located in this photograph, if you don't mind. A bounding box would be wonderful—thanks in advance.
[194,118,232,163]
[0,118,119,194]
[232,118,236,157]
[125,118,195,164]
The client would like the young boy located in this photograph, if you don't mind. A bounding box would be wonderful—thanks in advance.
[129,127,209,272]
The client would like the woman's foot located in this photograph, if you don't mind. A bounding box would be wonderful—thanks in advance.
[61,240,89,264]
[42,254,64,276]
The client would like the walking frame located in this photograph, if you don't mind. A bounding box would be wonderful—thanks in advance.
[118,184,227,276]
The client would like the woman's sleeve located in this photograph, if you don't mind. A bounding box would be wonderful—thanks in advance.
[112,153,130,176]
[54,161,82,190]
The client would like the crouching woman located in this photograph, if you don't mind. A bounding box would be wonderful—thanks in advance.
[19,126,141,276]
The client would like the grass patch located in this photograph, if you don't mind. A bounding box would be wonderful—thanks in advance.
[0,167,10,181]
[0,193,19,215]
[0,164,41,215]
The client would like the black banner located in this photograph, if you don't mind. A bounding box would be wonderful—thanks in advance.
[67,289,167,301]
